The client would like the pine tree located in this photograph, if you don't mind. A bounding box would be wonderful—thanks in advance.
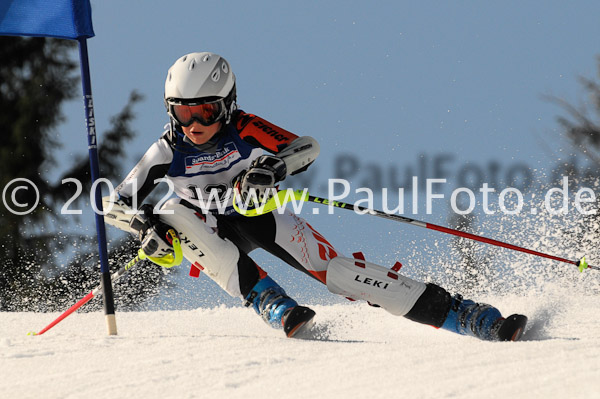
[0,37,170,311]
[550,56,600,286]
[447,206,494,296]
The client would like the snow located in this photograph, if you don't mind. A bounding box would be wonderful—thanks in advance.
[2,294,599,399]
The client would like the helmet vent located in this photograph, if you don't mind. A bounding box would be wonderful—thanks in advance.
[222,62,229,73]
[202,54,211,62]
[211,69,221,82]
[182,55,187,62]
[189,59,196,71]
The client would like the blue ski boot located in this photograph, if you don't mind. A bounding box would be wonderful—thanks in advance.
[441,294,527,341]
[244,275,316,338]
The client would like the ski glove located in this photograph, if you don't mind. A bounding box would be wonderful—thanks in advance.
[235,155,287,206]
[129,204,176,259]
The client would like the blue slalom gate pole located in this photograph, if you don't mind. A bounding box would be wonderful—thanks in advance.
[0,0,117,335]
[77,37,117,335]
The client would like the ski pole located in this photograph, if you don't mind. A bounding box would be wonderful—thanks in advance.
[308,194,596,272]
[30,230,183,336]
[233,189,597,273]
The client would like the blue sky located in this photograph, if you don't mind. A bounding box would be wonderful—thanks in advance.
[53,1,600,190]
[55,1,599,215]
[47,1,600,306]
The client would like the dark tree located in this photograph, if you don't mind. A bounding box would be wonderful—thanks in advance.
[549,57,600,282]
[0,37,172,311]
[447,209,494,296]
[553,58,600,165]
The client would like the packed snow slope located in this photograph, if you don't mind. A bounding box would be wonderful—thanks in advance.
[1,293,599,399]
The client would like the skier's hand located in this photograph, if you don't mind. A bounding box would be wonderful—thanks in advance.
[235,155,286,206]
[129,204,176,260]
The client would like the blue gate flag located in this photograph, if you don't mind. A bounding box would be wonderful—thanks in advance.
[0,0,94,40]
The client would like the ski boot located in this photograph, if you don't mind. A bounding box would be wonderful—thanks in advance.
[441,294,527,341]
[244,275,316,338]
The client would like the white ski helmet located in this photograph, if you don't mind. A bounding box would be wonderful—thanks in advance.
[164,52,236,128]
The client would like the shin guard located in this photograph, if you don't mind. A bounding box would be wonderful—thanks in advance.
[326,257,426,316]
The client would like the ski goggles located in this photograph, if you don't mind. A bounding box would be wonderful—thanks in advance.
[168,99,226,127]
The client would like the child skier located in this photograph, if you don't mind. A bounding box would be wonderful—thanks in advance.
[103,52,527,340]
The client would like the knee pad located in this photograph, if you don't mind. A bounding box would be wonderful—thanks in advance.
[325,257,426,316]
[158,201,242,297]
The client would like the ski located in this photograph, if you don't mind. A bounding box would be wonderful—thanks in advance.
[283,306,316,338]
[497,314,528,341]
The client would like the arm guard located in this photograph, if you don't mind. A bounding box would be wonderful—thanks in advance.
[235,111,320,176]
[277,136,320,176]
